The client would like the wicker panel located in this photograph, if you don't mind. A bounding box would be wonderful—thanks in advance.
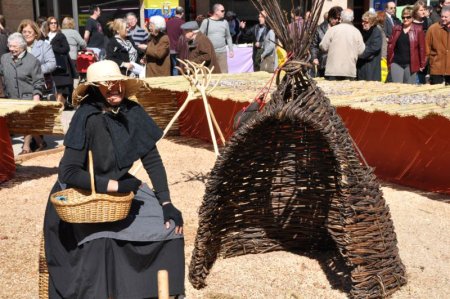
[4,87,180,136]
[39,234,48,299]
[5,104,63,135]
[188,80,407,298]
[137,88,180,136]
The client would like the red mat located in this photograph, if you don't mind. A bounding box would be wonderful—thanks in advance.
[0,117,15,183]
[177,94,450,195]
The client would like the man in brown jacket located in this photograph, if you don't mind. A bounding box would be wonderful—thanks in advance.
[426,6,450,85]
[180,21,221,73]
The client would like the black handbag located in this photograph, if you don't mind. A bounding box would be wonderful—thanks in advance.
[54,53,69,74]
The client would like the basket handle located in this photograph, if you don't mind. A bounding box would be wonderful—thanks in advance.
[88,150,97,196]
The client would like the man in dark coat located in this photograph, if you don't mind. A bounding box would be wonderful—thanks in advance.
[430,0,450,24]
[180,21,221,73]
[383,2,401,39]
[239,11,271,71]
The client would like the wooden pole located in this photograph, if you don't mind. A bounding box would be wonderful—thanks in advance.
[200,89,220,156]
[130,60,223,176]
[208,104,226,145]
[157,270,169,299]
[162,90,197,139]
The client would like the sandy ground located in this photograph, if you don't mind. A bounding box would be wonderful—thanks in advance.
[0,136,449,299]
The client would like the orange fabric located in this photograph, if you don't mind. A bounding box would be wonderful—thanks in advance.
[178,94,248,143]
[0,117,15,183]
[178,95,450,195]
[337,107,450,195]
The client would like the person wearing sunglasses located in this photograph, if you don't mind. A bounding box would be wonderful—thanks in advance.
[17,19,56,153]
[45,17,76,108]
[199,3,234,73]
[387,6,426,84]
[357,11,383,81]
[383,2,401,39]
[43,60,185,298]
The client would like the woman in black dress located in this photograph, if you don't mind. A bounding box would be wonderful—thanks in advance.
[357,11,383,81]
[44,60,184,298]
[45,16,75,107]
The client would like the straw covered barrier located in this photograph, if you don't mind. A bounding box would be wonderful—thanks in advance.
[188,0,407,298]
[1,100,63,135]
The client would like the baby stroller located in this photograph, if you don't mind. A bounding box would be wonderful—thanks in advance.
[76,49,98,82]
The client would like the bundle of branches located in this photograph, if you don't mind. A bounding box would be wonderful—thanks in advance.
[189,1,407,298]
[251,0,325,93]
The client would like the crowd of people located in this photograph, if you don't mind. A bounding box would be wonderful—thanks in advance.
[313,0,450,84]
[0,1,449,154]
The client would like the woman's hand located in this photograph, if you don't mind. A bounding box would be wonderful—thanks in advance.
[107,180,119,192]
[117,176,142,193]
[162,202,183,234]
[138,44,148,51]
[121,62,134,70]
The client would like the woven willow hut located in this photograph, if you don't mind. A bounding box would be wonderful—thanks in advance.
[189,1,406,298]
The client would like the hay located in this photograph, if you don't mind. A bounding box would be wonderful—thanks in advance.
[144,74,450,120]
[3,76,448,137]
[0,100,64,135]
[0,138,449,298]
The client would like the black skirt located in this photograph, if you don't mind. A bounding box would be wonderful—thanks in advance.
[44,183,185,299]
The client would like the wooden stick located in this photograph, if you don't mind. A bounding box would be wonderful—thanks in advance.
[132,59,222,175]
[200,89,220,156]
[161,90,197,139]
[157,270,169,299]
[208,104,226,145]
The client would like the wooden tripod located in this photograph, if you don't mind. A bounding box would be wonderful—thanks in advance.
[161,60,225,156]
[131,60,225,176]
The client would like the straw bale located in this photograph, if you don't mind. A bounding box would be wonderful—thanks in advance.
[3,76,448,137]
[146,73,450,120]
[0,99,61,117]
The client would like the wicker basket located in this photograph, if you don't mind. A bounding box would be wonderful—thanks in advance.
[50,151,134,223]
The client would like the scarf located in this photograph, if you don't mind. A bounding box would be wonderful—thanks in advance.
[64,94,163,169]
[362,26,375,43]
[115,35,138,63]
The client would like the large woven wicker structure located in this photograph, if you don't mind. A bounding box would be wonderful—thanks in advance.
[189,1,406,298]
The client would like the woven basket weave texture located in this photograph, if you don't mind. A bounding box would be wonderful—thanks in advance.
[50,151,134,223]
[188,80,407,298]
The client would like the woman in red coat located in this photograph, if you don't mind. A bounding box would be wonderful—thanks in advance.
[387,6,426,84]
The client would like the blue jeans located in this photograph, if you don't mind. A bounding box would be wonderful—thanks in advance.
[170,54,179,76]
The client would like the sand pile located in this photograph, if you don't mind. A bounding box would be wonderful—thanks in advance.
[0,137,448,298]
